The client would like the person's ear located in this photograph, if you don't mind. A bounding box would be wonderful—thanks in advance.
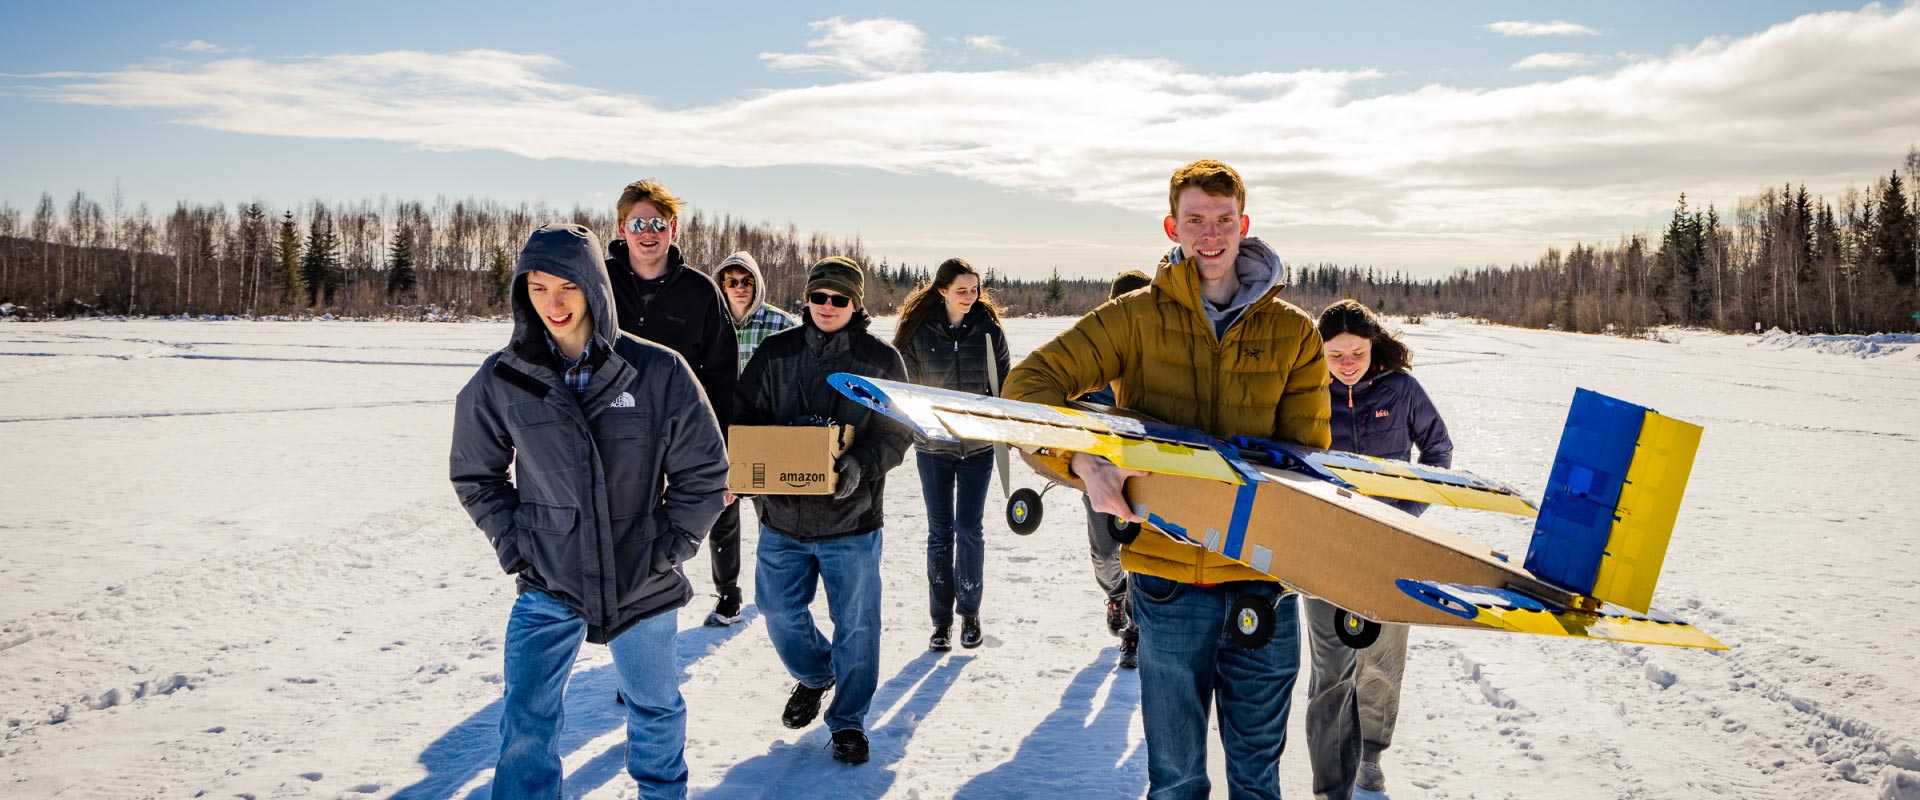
[1163,215,1179,243]
[1240,215,1251,237]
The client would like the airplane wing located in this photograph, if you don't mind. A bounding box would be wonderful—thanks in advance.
[829,373,1536,515]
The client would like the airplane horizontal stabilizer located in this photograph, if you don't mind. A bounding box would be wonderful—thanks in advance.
[1396,579,1726,650]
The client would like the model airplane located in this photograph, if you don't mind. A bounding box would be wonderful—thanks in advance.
[827,373,1726,652]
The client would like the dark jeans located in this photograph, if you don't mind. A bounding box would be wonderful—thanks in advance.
[1131,575,1301,800]
[708,499,742,592]
[917,449,992,626]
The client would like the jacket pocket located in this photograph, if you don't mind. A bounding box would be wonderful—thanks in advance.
[513,503,579,589]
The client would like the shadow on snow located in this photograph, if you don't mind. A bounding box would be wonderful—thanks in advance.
[952,649,1146,800]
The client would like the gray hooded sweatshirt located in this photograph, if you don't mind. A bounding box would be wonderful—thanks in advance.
[450,223,729,644]
[1165,235,1286,339]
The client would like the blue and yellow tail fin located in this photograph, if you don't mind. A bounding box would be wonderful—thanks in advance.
[1523,390,1703,614]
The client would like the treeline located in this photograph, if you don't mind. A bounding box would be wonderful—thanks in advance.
[1402,151,1920,336]
[0,190,1136,321]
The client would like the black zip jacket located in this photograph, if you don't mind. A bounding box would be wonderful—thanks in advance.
[898,304,1010,457]
[733,310,912,540]
[606,240,737,425]
[1329,368,1453,516]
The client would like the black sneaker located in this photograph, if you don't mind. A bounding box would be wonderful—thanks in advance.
[831,728,870,765]
[960,617,983,649]
[1118,632,1139,670]
[705,586,744,627]
[929,625,953,653]
[782,679,833,729]
[1104,597,1130,637]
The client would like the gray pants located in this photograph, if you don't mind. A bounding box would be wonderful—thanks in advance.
[1082,495,1127,601]
[1303,598,1410,799]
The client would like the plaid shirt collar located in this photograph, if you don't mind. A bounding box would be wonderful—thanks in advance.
[545,335,595,398]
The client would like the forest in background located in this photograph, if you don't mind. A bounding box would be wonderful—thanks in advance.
[1,149,1915,334]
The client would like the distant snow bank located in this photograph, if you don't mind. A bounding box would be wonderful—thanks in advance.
[1754,328,1919,358]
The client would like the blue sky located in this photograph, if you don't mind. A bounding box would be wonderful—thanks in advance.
[4,1,1915,279]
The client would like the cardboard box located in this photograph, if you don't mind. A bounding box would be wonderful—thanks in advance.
[727,424,854,495]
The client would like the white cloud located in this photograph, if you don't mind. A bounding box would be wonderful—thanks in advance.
[760,17,926,77]
[23,6,1920,252]
[1511,52,1605,70]
[1486,20,1601,37]
[965,35,1016,56]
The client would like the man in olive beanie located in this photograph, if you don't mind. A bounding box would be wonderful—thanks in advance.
[805,256,865,307]
[734,255,910,766]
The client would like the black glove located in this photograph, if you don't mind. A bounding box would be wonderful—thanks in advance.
[832,453,864,500]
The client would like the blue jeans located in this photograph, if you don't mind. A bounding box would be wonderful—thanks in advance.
[755,525,883,733]
[917,449,992,626]
[1130,575,1301,800]
[495,591,685,800]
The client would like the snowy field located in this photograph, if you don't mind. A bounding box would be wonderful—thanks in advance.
[3,315,1918,800]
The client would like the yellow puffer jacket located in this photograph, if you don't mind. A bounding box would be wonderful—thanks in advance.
[1003,248,1331,585]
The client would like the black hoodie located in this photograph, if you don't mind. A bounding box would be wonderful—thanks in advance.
[451,223,729,643]
[606,240,738,425]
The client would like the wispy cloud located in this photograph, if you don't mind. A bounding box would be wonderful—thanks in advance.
[965,35,1016,56]
[163,39,240,54]
[1511,52,1605,70]
[20,7,1920,247]
[760,17,926,77]
[1485,20,1600,37]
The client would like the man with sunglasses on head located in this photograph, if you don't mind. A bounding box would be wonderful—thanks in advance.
[608,180,742,624]
[703,250,798,626]
[732,256,910,766]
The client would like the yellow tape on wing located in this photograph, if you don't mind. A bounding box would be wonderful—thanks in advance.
[1592,411,1702,614]
[1467,604,1727,650]
[934,409,1243,484]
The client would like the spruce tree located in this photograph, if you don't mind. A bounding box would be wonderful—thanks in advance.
[1874,171,1916,287]
[485,245,513,310]
[386,225,417,298]
[300,212,341,307]
[274,210,305,308]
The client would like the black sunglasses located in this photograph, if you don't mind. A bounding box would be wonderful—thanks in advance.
[808,291,853,308]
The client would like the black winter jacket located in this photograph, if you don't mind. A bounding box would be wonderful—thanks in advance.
[734,310,912,540]
[606,240,738,425]
[453,225,729,644]
[898,305,1011,457]
[1329,368,1453,516]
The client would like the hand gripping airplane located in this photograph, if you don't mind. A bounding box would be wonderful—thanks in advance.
[827,373,1726,652]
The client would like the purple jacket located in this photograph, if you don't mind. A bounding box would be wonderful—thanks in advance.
[1329,369,1453,515]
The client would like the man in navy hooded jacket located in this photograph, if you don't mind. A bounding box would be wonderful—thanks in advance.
[451,223,728,799]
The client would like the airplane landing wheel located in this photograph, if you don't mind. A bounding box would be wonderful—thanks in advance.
[1006,488,1044,535]
[1103,514,1139,545]
[1334,609,1381,650]
[1227,594,1276,649]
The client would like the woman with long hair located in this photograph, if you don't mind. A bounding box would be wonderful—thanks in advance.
[893,258,1010,653]
[1304,299,1453,797]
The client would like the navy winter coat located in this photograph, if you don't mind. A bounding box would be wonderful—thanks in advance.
[1329,369,1453,515]
[451,224,730,644]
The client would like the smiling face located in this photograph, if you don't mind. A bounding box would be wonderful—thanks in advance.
[619,200,678,277]
[1164,186,1250,288]
[809,288,854,333]
[526,269,592,359]
[1324,332,1372,386]
[938,273,979,321]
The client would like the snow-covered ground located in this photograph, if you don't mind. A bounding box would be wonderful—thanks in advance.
[3,316,1918,800]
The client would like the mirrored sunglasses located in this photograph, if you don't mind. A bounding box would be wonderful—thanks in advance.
[722,276,756,289]
[808,291,853,308]
[623,217,671,234]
